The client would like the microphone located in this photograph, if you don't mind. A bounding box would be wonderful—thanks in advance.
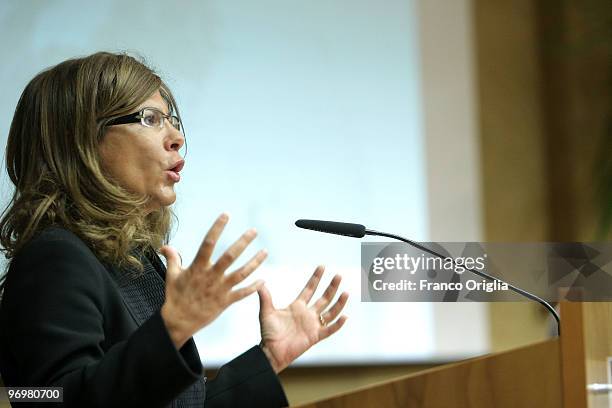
[295,218,561,336]
[294,219,366,238]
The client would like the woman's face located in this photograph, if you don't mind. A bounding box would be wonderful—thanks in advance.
[99,91,185,212]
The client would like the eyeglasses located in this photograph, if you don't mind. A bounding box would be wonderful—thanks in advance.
[106,107,182,133]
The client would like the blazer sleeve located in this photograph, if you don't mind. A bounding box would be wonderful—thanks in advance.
[205,345,288,407]
[0,236,202,407]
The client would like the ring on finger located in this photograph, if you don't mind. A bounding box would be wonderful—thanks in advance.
[319,313,327,327]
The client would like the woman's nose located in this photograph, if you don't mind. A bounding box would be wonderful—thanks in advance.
[166,126,185,152]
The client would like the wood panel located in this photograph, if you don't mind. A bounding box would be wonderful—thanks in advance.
[296,340,562,408]
[560,301,588,408]
[473,0,554,353]
[537,0,612,241]
[581,303,612,408]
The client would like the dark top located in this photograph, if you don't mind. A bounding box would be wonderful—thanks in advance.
[0,226,288,407]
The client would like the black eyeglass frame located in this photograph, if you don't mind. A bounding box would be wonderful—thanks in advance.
[105,107,183,132]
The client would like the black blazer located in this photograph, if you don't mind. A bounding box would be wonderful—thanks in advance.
[0,226,288,407]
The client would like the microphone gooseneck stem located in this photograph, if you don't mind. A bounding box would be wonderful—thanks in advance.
[365,228,561,336]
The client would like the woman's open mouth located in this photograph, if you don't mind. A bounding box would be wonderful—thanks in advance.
[166,160,184,182]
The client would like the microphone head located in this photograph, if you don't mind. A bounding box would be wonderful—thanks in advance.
[295,219,366,238]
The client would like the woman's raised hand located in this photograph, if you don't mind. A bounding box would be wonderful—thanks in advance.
[159,213,267,349]
[257,266,349,373]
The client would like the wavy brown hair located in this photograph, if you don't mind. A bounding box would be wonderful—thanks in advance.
[0,52,183,290]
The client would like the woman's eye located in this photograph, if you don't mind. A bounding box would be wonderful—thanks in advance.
[143,111,161,127]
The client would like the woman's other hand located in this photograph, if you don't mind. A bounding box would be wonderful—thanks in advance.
[258,266,349,373]
[160,213,266,349]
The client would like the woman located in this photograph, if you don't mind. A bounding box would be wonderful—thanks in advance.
[0,52,348,407]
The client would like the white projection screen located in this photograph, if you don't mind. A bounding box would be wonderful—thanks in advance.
[0,0,488,366]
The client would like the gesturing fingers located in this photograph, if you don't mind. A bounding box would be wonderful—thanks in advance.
[213,228,258,273]
[225,249,268,288]
[193,213,230,267]
[313,274,342,313]
[295,265,325,303]
[159,245,182,281]
[320,315,348,341]
[228,279,264,304]
[320,292,349,325]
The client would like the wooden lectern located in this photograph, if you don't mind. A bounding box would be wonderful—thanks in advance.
[296,302,612,408]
